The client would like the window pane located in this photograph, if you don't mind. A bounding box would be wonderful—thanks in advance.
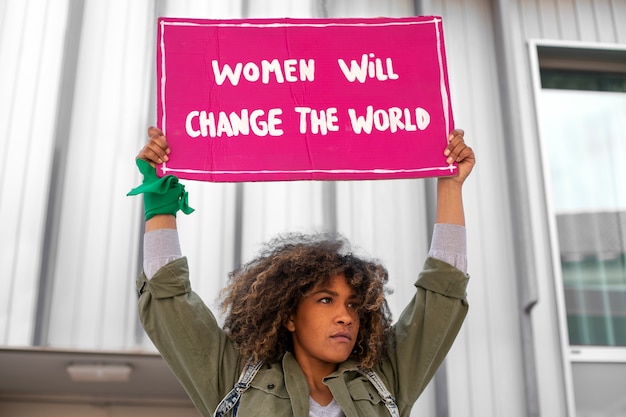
[541,69,626,92]
[539,71,626,347]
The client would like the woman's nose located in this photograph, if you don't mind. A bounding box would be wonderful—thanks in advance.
[336,305,354,325]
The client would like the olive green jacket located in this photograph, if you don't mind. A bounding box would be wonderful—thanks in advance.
[137,256,469,417]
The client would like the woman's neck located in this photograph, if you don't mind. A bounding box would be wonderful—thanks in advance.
[296,357,338,406]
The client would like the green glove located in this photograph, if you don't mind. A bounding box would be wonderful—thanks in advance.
[127,159,194,221]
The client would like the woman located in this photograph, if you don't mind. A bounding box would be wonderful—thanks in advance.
[129,127,475,417]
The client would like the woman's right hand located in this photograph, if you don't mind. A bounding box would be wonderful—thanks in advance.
[137,127,170,168]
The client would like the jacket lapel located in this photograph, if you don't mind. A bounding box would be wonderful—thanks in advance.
[282,353,310,417]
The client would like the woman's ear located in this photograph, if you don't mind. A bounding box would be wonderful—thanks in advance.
[283,315,295,332]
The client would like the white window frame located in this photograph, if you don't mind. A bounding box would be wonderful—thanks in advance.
[528,39,626,365]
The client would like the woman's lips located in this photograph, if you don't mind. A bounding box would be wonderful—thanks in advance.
[330,331,352,342]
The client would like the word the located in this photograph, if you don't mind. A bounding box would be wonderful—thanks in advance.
[186,109,283,138]
[294,107,339,135]
[348,106,430,134]
[212,59,315,86]
[338,53,399,83]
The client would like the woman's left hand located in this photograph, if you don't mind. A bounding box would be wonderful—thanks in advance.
[442,129,475,185]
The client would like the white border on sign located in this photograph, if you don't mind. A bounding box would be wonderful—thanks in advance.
[158,18,453,178]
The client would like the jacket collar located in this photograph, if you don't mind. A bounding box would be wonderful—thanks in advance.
[282,352,310,417]
[281,353,362,417]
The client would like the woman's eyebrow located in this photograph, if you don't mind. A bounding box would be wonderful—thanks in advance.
[309,288,359,299]
[309,288,337,297]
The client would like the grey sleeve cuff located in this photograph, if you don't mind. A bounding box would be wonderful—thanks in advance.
[143,228,183,279]
[428,223,467,273]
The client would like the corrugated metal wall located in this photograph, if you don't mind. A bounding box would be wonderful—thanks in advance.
[2,0,625,416]
[1,0,72,345]
[489,1,626,417]
[519,0,626,42]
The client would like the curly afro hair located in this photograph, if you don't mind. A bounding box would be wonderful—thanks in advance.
[220,232,393,369]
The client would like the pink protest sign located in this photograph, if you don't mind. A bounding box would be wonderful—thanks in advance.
[156,16,456,182]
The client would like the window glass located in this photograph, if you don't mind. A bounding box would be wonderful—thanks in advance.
[539,69,626,346]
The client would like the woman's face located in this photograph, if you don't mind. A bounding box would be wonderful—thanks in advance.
[285,274,360,372]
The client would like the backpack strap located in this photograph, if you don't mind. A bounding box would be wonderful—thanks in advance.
[213,360,399,417]
[213,358,263,417]
[357,367,400,417]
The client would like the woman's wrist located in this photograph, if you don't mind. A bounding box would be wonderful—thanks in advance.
[436,178,465,226]
[146,214,177,232]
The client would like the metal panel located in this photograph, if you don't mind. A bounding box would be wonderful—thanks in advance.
[0,0,70,345]
[539,0,563,39]
[326,0,415,17]
[246,0,315,17]
[523,0,626,43]
[519,0,543,39]
[44,0,155,349]
[557,0,581,39]
[158,0,245,18]
[592,0,619,42]
[614,0,626,41]
[239,181,327,263]
[574,0,600,41]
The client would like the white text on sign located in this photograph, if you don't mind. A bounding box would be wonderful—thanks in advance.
[210,53,398,85]
[185,106,430,138]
